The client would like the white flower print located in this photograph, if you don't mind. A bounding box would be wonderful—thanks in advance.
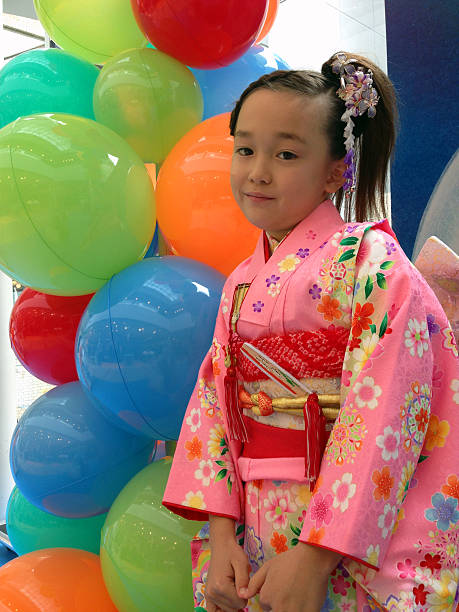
[331,472,356,512]
[331,230,342,248]
[377,503,397,539]
[246,482,260,514]
[404,318,429,358]
[398,590,416,611]
[353,376,382,410]
[426,568,459,609]
[414,565,433,585]
[264,489,297,530]
[194,460,215,486]
[186,406,201,432]
[183,490,206,509]
[451,379,459,405]
[365,544,380,567]
[352,333,380,373]
[267,283,280,297]
[220,291,229,314]
[376,425,400,461]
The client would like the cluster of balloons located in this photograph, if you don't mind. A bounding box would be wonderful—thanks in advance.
[0,0,285,609]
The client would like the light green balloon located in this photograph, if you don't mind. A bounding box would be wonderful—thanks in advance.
[6,487,107,556]
[33,0,147,65]
[101,458,204,612]
[0,113,155,295]
[93,48,203,164]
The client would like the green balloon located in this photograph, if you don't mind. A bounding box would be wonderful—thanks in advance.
[0,113,155,295]
[93,48,203,164]
[33,0,147,65]
[6,487,107,556]
[101,458,204,612]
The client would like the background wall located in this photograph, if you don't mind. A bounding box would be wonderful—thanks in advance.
[386,0,458,257]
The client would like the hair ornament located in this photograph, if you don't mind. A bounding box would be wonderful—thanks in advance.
[331,52,379,196]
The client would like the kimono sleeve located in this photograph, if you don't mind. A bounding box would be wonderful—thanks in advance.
[162,285,242,523]
[299,228,436,569]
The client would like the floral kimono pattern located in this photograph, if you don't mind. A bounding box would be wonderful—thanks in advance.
[163,200,459,611]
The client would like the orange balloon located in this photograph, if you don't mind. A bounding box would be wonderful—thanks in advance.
[156,113,260,276]
[256,0,279,43]
[0,548,117,611]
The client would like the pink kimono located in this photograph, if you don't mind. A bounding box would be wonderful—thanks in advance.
[163,200,459,611]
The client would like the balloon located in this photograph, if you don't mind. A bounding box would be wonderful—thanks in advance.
[9,289,93,385]
[0,545,16,569]
[10,382,155,518]
[256,0,279,43]
[0,548,117,611]
[76,256,224,440]
[94,48,203,164]
[33,0,147,64]
[191,45,290,120]
[144,223,160,258]
[0,113,155,296]
[101,459,203,612]
[0,49,99,130]
[6,487,107,556]
[131,0,268,69]
[156,113,260,275]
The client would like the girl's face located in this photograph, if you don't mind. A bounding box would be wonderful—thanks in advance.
[230,89,346,241]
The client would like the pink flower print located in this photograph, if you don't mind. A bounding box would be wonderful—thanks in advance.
[331,473,356,512]
[388,302,401,321]
[296,248,310,258]
[396,558,416,579]
[305,230,317,239]
[342,370,352,387]
[264,489,297,530]
[310,492,333,528]
[331,574,351,595]
[265,274,280,287]
[246,482,259,514]
[253,300,264,313]
[309,284,322,300]
[375,425,400,461]
[432,364,444,388]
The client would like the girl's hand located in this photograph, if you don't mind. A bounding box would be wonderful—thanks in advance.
[206,516,251,612]
[238,542,341,612]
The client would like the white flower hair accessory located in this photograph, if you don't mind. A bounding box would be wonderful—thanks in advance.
[331,53,380,196]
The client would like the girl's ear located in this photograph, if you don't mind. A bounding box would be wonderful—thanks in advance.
[325,158,347,193]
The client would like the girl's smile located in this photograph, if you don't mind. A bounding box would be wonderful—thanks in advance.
[230,88,346,241]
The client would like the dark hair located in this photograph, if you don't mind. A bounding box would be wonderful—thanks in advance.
[229,52,398,223]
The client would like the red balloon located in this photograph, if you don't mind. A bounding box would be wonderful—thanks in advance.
[10,289,93,385]
[131,0,268,69]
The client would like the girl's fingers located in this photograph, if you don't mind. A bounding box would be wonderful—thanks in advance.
[241,564,268,599]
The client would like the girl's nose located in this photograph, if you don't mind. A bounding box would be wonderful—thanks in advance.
[248,158,272,184]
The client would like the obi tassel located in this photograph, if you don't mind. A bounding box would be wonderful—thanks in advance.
[303,393,326,487]
[224,366,248,442]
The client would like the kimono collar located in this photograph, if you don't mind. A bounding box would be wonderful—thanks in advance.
[246,199,345,279]
[241,199,346,328]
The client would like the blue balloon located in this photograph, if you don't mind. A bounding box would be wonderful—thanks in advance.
[10,382,155,518]
[76,256,225,440]
[0,48,99,129]
[144,223,159,258]
[0,543,17,567]
[190,45,290,120]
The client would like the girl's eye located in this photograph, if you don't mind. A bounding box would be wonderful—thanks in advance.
[235,147,253,156]
[278,151,297,160]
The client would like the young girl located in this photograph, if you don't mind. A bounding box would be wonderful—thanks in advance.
[163,52,459,611]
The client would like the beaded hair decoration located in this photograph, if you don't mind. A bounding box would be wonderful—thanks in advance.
[331,52,380,197]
